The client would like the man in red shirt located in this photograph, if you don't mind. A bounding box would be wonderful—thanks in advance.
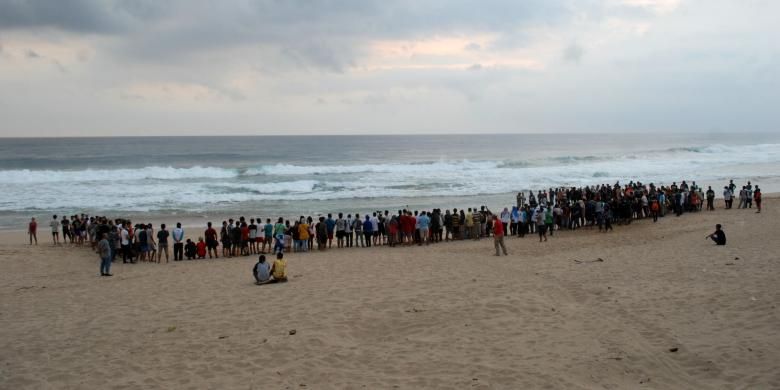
[493,215,508,256]
[204,222,219,259]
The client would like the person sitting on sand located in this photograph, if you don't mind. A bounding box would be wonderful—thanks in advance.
[706,224,726,245]
[270,252,287,282]
[253,255,272,284]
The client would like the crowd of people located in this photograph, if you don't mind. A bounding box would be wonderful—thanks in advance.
[26,179,761,276]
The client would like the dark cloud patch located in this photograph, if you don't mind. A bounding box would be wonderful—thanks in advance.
[465,42,482,51]
[0,0,121,32]
[563,43,584,63]
[0,0,574,70]
[26,49,40,58]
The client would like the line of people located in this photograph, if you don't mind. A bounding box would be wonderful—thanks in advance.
[28,178,761,276]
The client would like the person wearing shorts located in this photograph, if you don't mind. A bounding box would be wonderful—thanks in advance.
[325,214,336,249]
[205,222,219,259]
[220,221,232,258]
[157,224,170,263]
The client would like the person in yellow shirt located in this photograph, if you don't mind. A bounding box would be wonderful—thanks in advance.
[270,252,288,283]
[297,218,310,252]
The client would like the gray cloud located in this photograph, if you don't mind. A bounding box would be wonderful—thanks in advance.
[0,0,572,70]
[1,0,778,136]
[563,43,584,63]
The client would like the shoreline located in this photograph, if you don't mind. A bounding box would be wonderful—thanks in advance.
[5,192,775,235]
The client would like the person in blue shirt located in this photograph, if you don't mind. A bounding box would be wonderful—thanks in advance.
[325,214,336,249]
[362,215,373,248]
[417,212,430,245]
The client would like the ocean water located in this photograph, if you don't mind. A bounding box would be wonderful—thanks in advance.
[1,133,779,229]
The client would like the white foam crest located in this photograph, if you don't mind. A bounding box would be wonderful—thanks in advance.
[212,180,319,194]
[248,160,499,175]
[0,166,238,184]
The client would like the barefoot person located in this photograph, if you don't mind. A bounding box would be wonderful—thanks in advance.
[50,215,60,245]
[706,224,727,246]
[157,224,170,263]
[205,222,219,259]
[28,217,38,245]
[492,215,508,256]
[98,233,113,276]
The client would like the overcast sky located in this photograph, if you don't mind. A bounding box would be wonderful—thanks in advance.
[0,0,777,136]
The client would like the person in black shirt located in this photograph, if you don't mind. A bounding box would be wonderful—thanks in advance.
[706,224,726,245]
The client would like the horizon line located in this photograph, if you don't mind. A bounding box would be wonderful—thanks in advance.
[0,130,771,139]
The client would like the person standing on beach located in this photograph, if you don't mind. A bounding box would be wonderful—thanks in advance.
[172,223,184,261]
[754,186,762,213]
[336,213,346,249]
[706,186,715,211]
[363,215,373,247]
[248,219,258,254]
[28,217,38,245]
[325,214,336,249]
[98,233,113,276]
[61,216,71,244]
[344,214,353,248]
[120,222,132,263]
[50,215,60,245]
[492,215,508,256]
[723,186,733,209]
[157,224,170,263]
[535,207,547,242]
[204,222,219,259]
[353,214,364,247]
[417,211,430,245]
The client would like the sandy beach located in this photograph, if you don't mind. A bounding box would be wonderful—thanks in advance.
[1,199,778,389]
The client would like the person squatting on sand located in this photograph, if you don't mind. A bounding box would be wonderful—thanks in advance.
[706,224,727,246]
[33,178,758,276]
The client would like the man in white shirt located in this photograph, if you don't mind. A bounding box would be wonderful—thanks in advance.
[120,223,132,263]
[172,223,185,261]
[50,215,60,245]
